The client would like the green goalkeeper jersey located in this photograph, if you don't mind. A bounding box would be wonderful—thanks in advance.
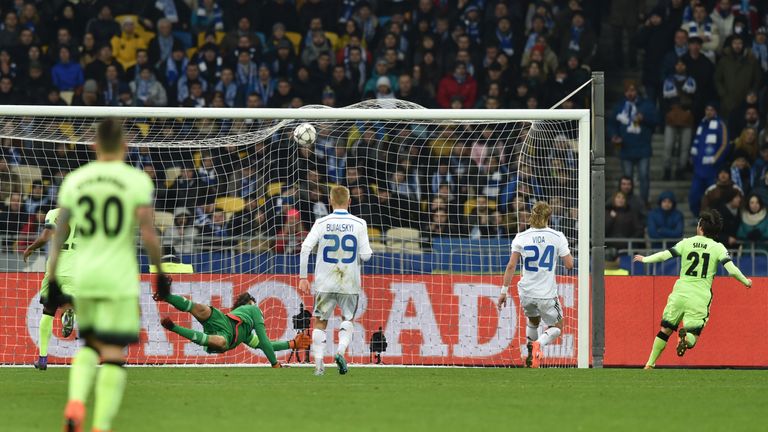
[669,235,731,298]
[57,160,154,299]
[44,208,77,277]
[227,304,266,348]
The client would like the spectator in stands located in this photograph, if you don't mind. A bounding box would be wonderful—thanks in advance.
[274,208,307,254]
[612,176,647,222]
[468,196,498,239]
[23,180,49,215]
[558,11,596,65]
[702,168,744,213]
[682,36,715,120]
[690,102,730,216]
[737,193,768,245]
[148,19,183,68]
[0,192,27,249]
[637,8,672,102]
[85,45,125,83]
[647,191,684,246]
[662,58,697,180]
[131,66,168,106]
[166,207,197,255]
[192,0,224,33]
[436,62,477,109]
[681,2,719,62]
[609,0,643,68]
[605,191,644,252]
[87,5,121,45]
[177,63,208,104]
[230,194,266,238]
[733,128,760,162]
[729,92,760,138]
[363,59,398,98]
[661,28,689,85]
[111,17,147,70]
[715,34,763,119]
[731,154,753,196]
[609,80,658,205]
[427,210,463,240]
[301,30,332,68]
[21,61,49,104]
[753,26,768,74]
[0,157,19,203]
[710,0,735,53]
[751,142,768,187]
[102,64,125,106]
[221,16,260,56]
[51,46,84,92]
[717,189,742,247]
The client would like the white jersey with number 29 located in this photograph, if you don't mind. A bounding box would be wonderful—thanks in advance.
[511,227,571,299]
[300,210,373,294]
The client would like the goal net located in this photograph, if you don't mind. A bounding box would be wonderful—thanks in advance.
[0,101,590,367]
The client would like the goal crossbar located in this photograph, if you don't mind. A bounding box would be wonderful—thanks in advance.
[0,105,590,121]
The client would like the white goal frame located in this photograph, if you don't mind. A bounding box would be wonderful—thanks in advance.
[1,105,591,368]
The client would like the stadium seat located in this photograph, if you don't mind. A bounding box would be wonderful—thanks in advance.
[284,32,302,54]
[266,182,283,197]
[12,165,42,194]
[164,167,182,188]
[324,32,339,50]
[239,238,271,253]
[386,227,422,254]
[368,227,382,242]
[370,242,388,253]
[153,211,174,233]
[215,196,245,213]
[464,199,497,215]
[197,31,226,47]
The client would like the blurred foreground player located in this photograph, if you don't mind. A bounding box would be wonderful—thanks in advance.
[46,118,169,432]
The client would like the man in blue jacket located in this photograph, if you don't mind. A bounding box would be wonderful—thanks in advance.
[689,102,729,216]
[648,191,684,248]
[609,80,658,205]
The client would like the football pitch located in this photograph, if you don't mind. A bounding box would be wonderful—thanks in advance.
[3,367,766,432]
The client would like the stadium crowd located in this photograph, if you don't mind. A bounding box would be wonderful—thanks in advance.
[606,0,768,252]
[0,0,596,255]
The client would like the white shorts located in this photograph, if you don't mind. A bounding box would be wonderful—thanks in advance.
[313,292,359,321]
[520,296,563,327]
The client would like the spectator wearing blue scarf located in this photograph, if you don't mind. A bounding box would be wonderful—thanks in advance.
[689,102,730,216]
[608,81,658,205]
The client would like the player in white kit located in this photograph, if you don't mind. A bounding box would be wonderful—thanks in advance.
[497,201,574,368]
[299,185,373,375]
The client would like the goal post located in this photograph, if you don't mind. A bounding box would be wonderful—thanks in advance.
[0,103,592,368]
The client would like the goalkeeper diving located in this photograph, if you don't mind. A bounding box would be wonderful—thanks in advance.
[633,209,752,369]
[156,291,311,366]
[23,207,79,371]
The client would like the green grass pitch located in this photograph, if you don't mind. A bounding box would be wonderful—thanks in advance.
[3,367,767,432]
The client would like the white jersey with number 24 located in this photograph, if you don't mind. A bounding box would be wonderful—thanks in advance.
[511,227,570,299]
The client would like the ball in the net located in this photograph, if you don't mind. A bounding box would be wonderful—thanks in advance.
[293,123,317,147]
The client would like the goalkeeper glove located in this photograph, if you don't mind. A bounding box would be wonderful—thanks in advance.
[160,317,175,330]
[153,274,173,301]
[290,330,312,351]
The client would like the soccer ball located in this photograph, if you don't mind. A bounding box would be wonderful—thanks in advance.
[293,123,316,147]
